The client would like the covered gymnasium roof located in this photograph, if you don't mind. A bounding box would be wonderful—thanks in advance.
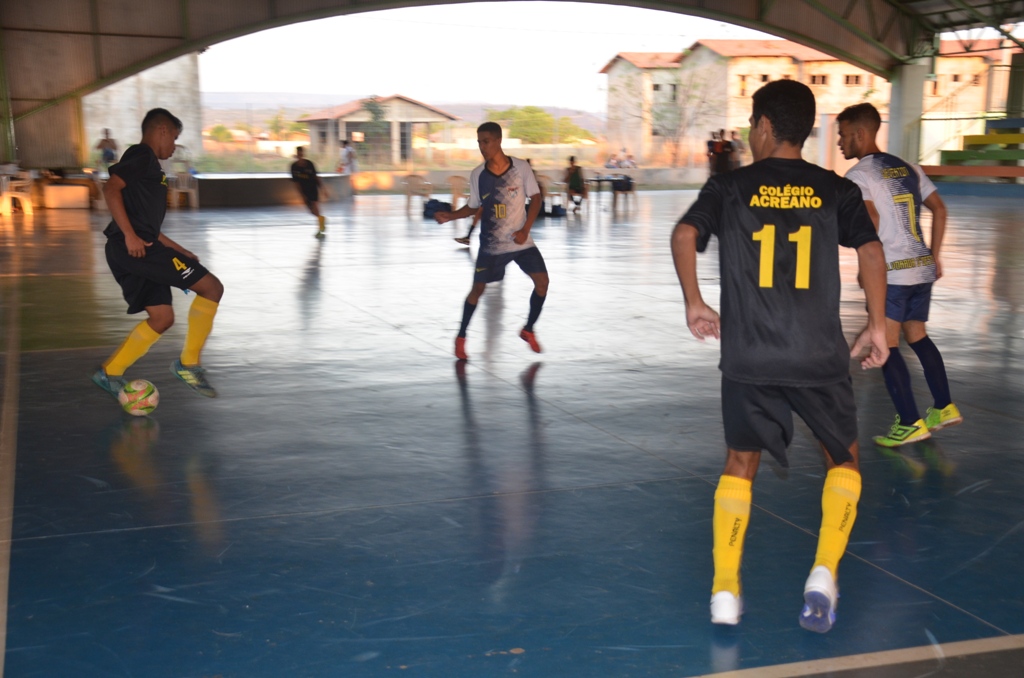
[2,0,1022,165]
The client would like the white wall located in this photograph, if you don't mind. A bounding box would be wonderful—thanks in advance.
[82,54,203,167]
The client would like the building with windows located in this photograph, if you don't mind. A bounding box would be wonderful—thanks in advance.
[602,39,1015,168]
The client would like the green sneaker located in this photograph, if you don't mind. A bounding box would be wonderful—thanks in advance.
[873,416,931,448]
[91,367,126,399]
[170,359,217,398]
[925,403,963,431]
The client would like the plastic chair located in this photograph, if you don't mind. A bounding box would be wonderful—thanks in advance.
[403,174,432,213]
[447,175,468,210]
[535,174,561,207]
[170,172,199,209]
[84,168,108,210]
[0,170,35,216]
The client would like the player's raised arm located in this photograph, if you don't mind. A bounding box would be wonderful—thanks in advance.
[671,220,720,341]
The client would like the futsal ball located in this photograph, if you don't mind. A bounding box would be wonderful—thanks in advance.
[118,379,159,416]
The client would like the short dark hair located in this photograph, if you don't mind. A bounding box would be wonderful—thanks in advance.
[477,121,502,138]
[836,102,882,132]
[751,80,815,146]
[141,108,183,134]
[568,155,576,163]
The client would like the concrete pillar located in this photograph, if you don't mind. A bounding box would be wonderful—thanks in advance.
[326,117,338,168]
[887,59,929,162]
[391,120,400,166]
[0,31,16,164]
[1007,53,1024,118]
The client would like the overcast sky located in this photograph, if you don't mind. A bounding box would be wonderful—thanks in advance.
[198,2,777,112]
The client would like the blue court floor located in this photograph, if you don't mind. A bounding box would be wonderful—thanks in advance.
[1,190,1022,677]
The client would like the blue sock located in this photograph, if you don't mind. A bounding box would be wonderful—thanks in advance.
[458,300,477,338]
[882,348,920,423]
[909,336,952,409]
[525,291,546,332]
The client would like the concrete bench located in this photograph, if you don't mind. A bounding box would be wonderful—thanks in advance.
[43,183,90,208]
[921,165,1024,178]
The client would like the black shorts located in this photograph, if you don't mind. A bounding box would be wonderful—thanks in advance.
[474,247,547,284]
[105,238,210,314]
[721,376,858,467]
[300,183,318,203]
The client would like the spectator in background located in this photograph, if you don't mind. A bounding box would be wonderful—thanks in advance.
[604,154,619,169]
[707,131,718,175]
[96,128,119,170]
[565,155,588,214]
[730,131,746,170]
[620,154,638,169]
[338,140,358,176]
[715,129,734,176]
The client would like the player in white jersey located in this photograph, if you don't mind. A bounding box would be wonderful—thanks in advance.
[838,103,962,447]
[435,122,548,361]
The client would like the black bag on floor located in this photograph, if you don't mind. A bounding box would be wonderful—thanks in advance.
[612,176,633,192]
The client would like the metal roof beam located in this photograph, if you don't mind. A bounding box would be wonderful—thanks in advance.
[947,0,1024,50]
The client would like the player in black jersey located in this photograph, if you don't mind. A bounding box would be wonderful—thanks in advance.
[291,146,327,237]
[92,109,224,399]
[671,80,889,633]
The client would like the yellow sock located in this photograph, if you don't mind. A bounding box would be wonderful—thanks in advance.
[181,296,219,365]
[103,320,162,376]
[813,468,862,578]
[711,475,752,596]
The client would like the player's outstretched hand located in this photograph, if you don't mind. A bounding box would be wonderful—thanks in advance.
[686,302,721,342]
[434,211,452,224]
[850,324,889,369]
[512,229,528,245]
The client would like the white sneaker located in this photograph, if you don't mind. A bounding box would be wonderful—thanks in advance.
[710,591,743,625]
[799,565,838,633]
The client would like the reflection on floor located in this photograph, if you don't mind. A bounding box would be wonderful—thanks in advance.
[1,193,1023,677]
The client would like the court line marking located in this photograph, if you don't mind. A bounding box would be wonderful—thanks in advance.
[0,227,24,678]
[690,633,1024,677]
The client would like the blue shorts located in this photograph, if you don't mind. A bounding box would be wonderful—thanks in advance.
[886,283,932,323]
[474,247,547,284]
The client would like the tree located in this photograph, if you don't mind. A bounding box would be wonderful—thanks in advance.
[289,114,309,136]
[362,96,391,165]
[268,110,286,140]
[487,106,593,144]
[607,53,725,166]
[209,124,232,143]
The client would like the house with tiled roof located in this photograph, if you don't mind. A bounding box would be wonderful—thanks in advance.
[602,39,1015,168]
[302,94,459,166]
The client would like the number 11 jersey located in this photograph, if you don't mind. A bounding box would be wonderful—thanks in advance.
[680,157,879,387]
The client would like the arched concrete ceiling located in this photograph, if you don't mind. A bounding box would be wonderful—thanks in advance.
[1,0,1022,165]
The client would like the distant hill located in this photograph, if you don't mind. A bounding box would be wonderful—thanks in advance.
[201,92,605,135]
[201,92,362,109]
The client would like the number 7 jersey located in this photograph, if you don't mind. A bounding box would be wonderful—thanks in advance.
[680,157,879,386]
[844,152,938,285]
